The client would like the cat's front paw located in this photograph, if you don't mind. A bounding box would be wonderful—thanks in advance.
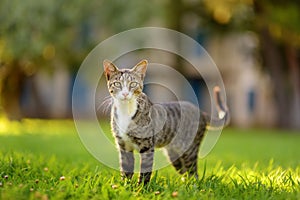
[121,172,134,181]
[138,172,151,185]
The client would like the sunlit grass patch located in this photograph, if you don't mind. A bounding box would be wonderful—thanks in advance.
[208,162,300,198]
[2,152,298,199]
[0,117,76,136]
[0,119,299,199]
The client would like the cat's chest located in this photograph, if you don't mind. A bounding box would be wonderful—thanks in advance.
[116,112,132,137]
[113,101,137,138]
[114,113,140,151]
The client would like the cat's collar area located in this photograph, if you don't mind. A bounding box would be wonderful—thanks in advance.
[114,98,138,118]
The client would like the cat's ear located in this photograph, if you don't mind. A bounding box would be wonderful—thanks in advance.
[132,59,148,80]
[103,59,118,81]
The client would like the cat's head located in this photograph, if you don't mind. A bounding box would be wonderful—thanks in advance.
[103,59,147,102]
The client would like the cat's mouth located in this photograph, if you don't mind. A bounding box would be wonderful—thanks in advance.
[121,97,130,101]
[118,94,135,101]
[118,96,133,102]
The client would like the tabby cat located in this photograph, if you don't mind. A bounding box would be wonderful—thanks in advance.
[103,59,229,184]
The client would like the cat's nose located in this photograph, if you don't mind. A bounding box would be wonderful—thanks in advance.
[122,92,129,97]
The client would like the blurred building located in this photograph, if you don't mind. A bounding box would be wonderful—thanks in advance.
[20,30,277,128]
[3,0,299,129]
[21,66,72,119]
[142,31,278,128]
[206,33,277,127]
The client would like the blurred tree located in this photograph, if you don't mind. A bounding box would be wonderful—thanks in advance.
[171,0,300,129]
[0,0,160,120]
[253,1,300,129]
[0,0,91,119]
[3,0,298,128]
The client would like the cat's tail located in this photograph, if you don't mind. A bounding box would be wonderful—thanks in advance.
[205,86,230,130]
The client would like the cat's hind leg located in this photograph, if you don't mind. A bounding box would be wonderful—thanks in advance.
[180,144,199,179]
[164,147,186,174]
[165,140,200,178]
[180,128,206,179]
[165,129,203,178]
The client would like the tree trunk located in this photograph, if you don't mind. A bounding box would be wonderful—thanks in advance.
[285,45,300,129]
[166,0,184,72]
[259,28,290,128]
[0,62,25,120]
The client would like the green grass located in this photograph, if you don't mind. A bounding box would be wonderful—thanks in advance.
[0,118,299,199]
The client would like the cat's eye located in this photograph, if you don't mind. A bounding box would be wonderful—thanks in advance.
[113,82,121,88]
[130,82,138,88]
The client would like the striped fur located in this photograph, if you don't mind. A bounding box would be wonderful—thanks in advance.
[103,59,229,184]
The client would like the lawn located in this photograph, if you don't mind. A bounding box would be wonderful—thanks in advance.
[0,118,299,199]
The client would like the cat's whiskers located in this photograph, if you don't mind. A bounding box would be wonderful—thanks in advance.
[97,96,113,114]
